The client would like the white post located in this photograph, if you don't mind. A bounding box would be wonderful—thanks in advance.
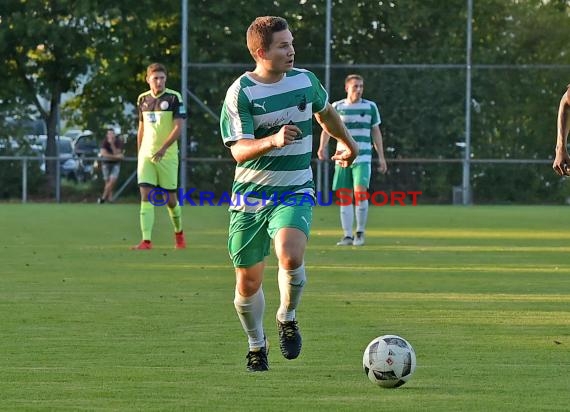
[22,157,28,203]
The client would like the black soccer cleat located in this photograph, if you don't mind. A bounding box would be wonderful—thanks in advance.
[246,340,269,372]
[277,319,302,360]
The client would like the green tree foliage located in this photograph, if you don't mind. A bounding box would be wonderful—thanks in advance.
[1,1,569,202]
[1,0,103,182]
[468,0,570,202]
[63,1,182,137]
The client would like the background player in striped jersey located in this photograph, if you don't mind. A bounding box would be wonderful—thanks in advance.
[220,16,358,372]
[318,74,388,246]
[132,63,187,250]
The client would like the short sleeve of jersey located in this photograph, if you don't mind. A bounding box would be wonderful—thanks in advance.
[370,101,381,127]
[220,78,255,147]
[306,71,328,113]
[137,95,144,121]
[136,90,187,121]
[171,91,187,119]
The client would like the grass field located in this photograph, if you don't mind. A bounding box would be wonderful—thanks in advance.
[1,204,569,411]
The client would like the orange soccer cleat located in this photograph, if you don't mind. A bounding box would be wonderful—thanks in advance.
[131,240,152,250]
[175,231,186,249]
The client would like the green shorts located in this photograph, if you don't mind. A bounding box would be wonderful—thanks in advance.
[332,162,371,190]
[137,156,178,190]
[228,198,313,268]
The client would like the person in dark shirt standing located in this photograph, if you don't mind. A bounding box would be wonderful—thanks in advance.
[98,128,124,204]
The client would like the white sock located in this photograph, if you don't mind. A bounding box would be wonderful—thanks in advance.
[340,204,354,237]
[234,287,265,350]
[355,199,369,233]
[276,263,307,322]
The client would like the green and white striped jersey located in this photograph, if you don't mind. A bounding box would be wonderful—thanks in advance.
[332,98,381,164]
[220,68,328,212]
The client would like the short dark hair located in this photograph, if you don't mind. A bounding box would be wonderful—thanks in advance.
[345,74,364,84]
[246,16,289,60]
[146,63,167,78]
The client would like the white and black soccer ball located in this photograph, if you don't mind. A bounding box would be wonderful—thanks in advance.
[362,334,416,388]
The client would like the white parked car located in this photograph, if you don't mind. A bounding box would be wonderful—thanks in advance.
[69,130,99,180]
[34,135,81,181]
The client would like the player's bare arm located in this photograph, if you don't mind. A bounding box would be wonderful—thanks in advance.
[230,124,302,163]
[317,130,331,160]
[371,125,388,174]
[152,118,184,162]
[136,120,144,153]
[315,103,358,167]
[553,89,570,176]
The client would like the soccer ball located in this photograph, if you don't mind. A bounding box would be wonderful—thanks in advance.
[362,334,416,388]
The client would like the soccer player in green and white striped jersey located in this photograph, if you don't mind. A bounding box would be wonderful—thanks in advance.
[318,74,388,247]
[220,16,358,372]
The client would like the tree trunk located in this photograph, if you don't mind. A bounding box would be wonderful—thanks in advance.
[44,90,61,191]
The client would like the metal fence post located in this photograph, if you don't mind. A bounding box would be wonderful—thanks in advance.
[22,157,28,204]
